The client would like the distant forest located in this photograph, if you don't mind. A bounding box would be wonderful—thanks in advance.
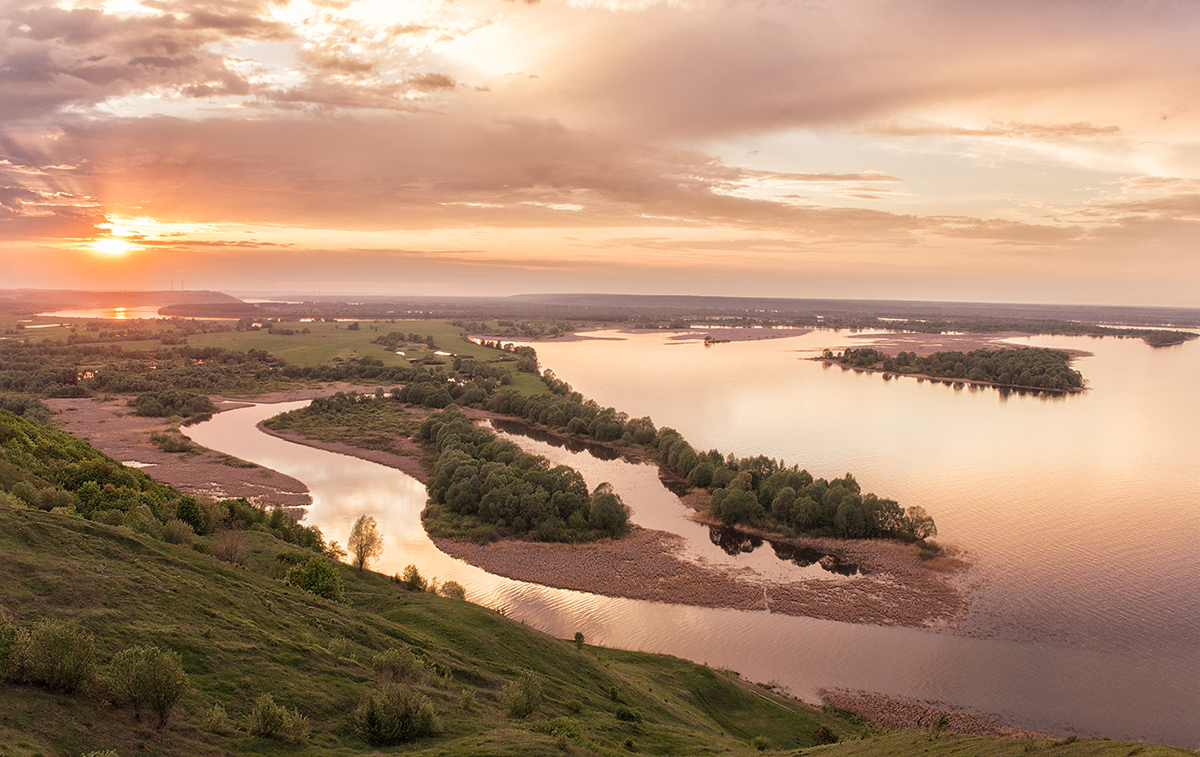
[824,346,1085,392]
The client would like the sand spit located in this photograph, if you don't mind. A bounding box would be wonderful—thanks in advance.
[434,523,966,627]
[822,690,1055,739]
[44,383,387,513]
[500,326,814,344]
[839,330,1093,358]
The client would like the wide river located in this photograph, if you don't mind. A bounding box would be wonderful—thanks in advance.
[188,329,1200,746]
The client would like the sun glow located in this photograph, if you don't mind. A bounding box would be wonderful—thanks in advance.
[88,222,141,257]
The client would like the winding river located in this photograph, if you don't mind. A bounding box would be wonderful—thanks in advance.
[186,329,1200,747]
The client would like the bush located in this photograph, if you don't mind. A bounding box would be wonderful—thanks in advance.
[160,519,194,545]
[750,734,773,751]
[204,703,234,734]
[0,611,16,679]
[399,564,426,592]
[11,618,96,692]
[285,557,345,602]
[354,684,441,746]
[437,580,466,600]
[211,529,247,564]
[371,647,426,684]
[249,693,310,743]
[502,670,544,719]
[810,724,838,745]
[107,646,188,728]
[615,705,642,722]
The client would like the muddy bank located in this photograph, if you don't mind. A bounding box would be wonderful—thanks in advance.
[840,330,1093,358]
[497,326,814,344]
[822,690,1054,739]
[435,527,965,627]
[44,383,388,512]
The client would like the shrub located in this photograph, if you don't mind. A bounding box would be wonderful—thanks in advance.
[203,703,234,734]
[354,684,440,746]
[105,646,188,728]
[148,430,196,453]
[249,693,310,743]
[123,504,162,539]
[810,724,838,745]
[0,611,17,678]
[565,698,583,713]
[437,580,466,600]
[750,734,773,751]
[615,705,642,722]
[371,647,425,684]
[161,519,194,545]
[285,557,345,602]
[11,618,96,692]
[174,497,206,533]
[573,631,584,650]
[459,689,476,712]
[502,670,544,718]
[211,529,247,564]
[399,564,426,592]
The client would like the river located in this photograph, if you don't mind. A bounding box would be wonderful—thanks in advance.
[187,329,1200,746]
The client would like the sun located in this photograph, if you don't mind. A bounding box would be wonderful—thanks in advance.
[87,221,143,257]
[89,236,137,257]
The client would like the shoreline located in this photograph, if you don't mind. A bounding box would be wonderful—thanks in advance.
[821,690,1055,740]
[266,408,968,629]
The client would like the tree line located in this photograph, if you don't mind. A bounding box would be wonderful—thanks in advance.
[825,346,1085,392]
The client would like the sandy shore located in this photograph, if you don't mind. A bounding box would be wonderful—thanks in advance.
[822,690,1054,739]
[840,330,1093,358]
[495,326,814,343]
[434,526,965,627]
[44,383,389,513]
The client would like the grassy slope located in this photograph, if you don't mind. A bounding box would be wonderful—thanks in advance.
[0,506,852,757]
[3,509,1189,757]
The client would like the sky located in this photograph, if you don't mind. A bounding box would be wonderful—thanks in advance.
[1,0,1199,306]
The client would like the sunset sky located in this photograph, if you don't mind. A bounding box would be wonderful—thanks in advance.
[2,0,1199,305]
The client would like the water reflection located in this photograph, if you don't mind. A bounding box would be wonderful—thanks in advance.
[706,526,860,576]
[490,418,623,461]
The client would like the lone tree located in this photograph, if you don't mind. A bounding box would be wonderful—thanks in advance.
[348,514,384,571]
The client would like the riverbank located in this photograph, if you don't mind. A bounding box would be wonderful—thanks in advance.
[262,405,968,628]
[44,383,389,514]
[514,326,814,343]
[821,690,1054,739]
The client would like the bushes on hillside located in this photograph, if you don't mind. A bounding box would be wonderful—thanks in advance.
[354,684,441,745]
[106,646,189,728]
[250,693,311,743]
[285,557,345,602]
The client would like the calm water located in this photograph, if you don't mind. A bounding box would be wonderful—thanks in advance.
[186,329,1200,746]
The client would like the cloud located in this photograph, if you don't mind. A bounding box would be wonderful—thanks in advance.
[856,121,1123,139]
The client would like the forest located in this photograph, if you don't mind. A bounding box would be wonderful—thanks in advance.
[824,346,1085,392]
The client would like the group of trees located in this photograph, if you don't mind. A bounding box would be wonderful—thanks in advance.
[129,389,218,418]
[641,428,937,541]
[419,406,628,543]
[827,346,1085,392]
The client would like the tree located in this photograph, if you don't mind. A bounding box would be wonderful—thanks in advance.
[348,514,384,571]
